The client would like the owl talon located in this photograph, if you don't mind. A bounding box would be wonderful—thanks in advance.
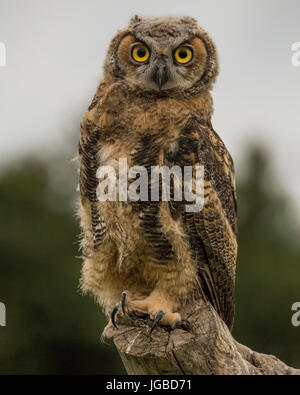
[111,301,121,329]
[150,309,166,334]
[111,291,128,328]
[121,291,128,314]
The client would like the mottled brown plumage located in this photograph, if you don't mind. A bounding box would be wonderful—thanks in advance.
[78,16,237,336]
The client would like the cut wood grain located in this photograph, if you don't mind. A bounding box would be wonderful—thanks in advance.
[111,300,300,375]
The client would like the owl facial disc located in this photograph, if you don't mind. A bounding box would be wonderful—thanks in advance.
[106,16,219,94]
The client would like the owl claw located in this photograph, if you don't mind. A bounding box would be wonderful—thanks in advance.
[121,291,127,314]
[111,291,128,328]
[111,302,121,329]
[150,309,166,334]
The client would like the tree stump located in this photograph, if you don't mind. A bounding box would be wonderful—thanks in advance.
[112,300,300,375]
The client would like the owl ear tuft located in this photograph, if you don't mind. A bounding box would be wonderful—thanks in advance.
[130,15,142,24]
[181,16,198,27]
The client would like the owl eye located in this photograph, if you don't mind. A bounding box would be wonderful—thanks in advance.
[174,46,193,64]
[131,44,150,63]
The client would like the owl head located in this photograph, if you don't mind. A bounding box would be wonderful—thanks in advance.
[104,16,219,95]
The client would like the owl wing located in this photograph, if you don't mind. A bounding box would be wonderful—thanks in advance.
[78,89,107,253]
[179,117,237,330]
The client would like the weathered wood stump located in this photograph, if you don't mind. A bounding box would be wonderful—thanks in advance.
[112,300,300,375]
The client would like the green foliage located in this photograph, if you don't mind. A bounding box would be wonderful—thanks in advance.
[0,159,124,374]
[234,146,300,368]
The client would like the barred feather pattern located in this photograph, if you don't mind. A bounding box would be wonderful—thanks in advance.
[79,121,107,251]
[176,117,237,329]
[131,135,174,264]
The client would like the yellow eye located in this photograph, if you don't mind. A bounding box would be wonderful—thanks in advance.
[131,44,150,63]
[174,46,193,64]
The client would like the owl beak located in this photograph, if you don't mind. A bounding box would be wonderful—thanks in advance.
[151,61,169,89]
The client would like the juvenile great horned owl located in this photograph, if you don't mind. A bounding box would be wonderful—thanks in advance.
[78,16,237,338]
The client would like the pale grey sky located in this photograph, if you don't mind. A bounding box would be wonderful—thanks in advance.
[0,0,300,206]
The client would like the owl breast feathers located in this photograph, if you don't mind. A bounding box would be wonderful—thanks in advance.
[78,16,237,334]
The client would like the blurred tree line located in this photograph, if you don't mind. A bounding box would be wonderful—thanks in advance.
[0,141,299,374]
[234,147,300,367]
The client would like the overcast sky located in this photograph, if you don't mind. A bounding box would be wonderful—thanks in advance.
[0,0,300,207]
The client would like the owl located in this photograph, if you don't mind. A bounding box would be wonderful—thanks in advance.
[78,16,237,339]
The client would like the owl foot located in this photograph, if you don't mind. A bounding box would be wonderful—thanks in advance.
[102,290,181,340]
[121,289,182,333]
